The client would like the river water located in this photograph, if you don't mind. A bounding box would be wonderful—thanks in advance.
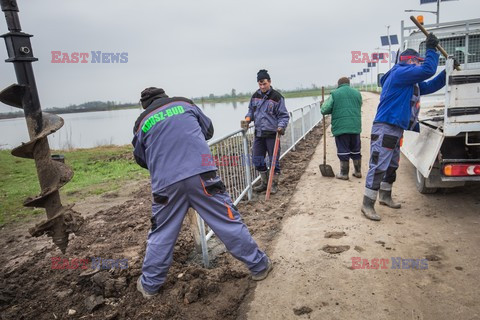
[0,96,320,150]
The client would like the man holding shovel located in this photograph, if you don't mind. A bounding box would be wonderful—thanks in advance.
[321,77,363,180]
[241,69,290,194]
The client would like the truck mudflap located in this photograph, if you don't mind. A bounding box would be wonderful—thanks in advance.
[401,124,444,178]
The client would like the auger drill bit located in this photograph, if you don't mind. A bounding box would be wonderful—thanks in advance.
[0,0,83,252]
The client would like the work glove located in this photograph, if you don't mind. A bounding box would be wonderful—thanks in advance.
[426,33,439,50]
[277,127,285,135]
[240,119,250,130]
[453,58,461,69]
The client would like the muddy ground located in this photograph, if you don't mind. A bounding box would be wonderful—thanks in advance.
[0,125,323,320]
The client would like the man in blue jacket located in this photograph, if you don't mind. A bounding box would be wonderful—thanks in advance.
[242,69,290,194]
[133,87,272,298]
[362,33,448,221]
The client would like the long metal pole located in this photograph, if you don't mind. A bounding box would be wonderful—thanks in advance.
[289,112,295,151]
[387,25,392,70]
[301,108,306,139]
[241,130,252,200]
[400,20,404,52]
[370,68,373,91]
[465,22,470,68]
[436,0,440,24]
[196,215,209,268]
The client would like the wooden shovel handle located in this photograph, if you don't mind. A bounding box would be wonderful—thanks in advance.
[409,16,461,71]
[265,133,280,201]
[321,87,327,165]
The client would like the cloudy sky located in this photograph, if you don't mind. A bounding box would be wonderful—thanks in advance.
[0,0,478,112]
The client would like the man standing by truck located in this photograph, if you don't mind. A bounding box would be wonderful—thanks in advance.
[362,33,449,221]
[133,87,272,298]
[321,77,363,180]
[242,69,290,194]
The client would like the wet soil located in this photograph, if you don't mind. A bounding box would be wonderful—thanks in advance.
[0,125,324,320]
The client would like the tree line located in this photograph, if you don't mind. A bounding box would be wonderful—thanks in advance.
[0,101,138,119]
[0,85,337,119]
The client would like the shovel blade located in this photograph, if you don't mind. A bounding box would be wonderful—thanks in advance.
[319,164,335,177]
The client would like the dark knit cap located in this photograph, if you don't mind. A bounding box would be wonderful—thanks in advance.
[140,87,168,109]
[257,69,271,82]
[338,77,350,86]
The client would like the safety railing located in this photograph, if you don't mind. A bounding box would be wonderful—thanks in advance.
[195,100,324,267]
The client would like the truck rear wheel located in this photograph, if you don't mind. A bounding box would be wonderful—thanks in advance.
[415,168,438,194]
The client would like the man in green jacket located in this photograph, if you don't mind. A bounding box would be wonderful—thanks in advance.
[321,77,363,180]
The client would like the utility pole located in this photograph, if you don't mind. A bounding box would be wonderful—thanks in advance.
[436,0,440,24]
[387,25,392,69]
[370,67,374,91]
[405,0,444,25]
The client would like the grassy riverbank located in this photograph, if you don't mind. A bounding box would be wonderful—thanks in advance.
[0,146,149,226]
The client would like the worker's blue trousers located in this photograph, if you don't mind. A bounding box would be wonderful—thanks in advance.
[252,136,281,173]
[364,123,403,200]
[334,134,362,161]
[140,171,269,294]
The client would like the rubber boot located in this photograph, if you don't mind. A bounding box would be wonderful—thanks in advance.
[270,173,280,194]
[336,161,349,180]
[352,159,362,178]
[254,171,268,193]
[361,195,381,221]
[379,189,401,209]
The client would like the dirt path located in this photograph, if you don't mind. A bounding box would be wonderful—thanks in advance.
[245,92,480,320]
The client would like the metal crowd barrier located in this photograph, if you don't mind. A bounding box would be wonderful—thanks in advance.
[196,100,324,267]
